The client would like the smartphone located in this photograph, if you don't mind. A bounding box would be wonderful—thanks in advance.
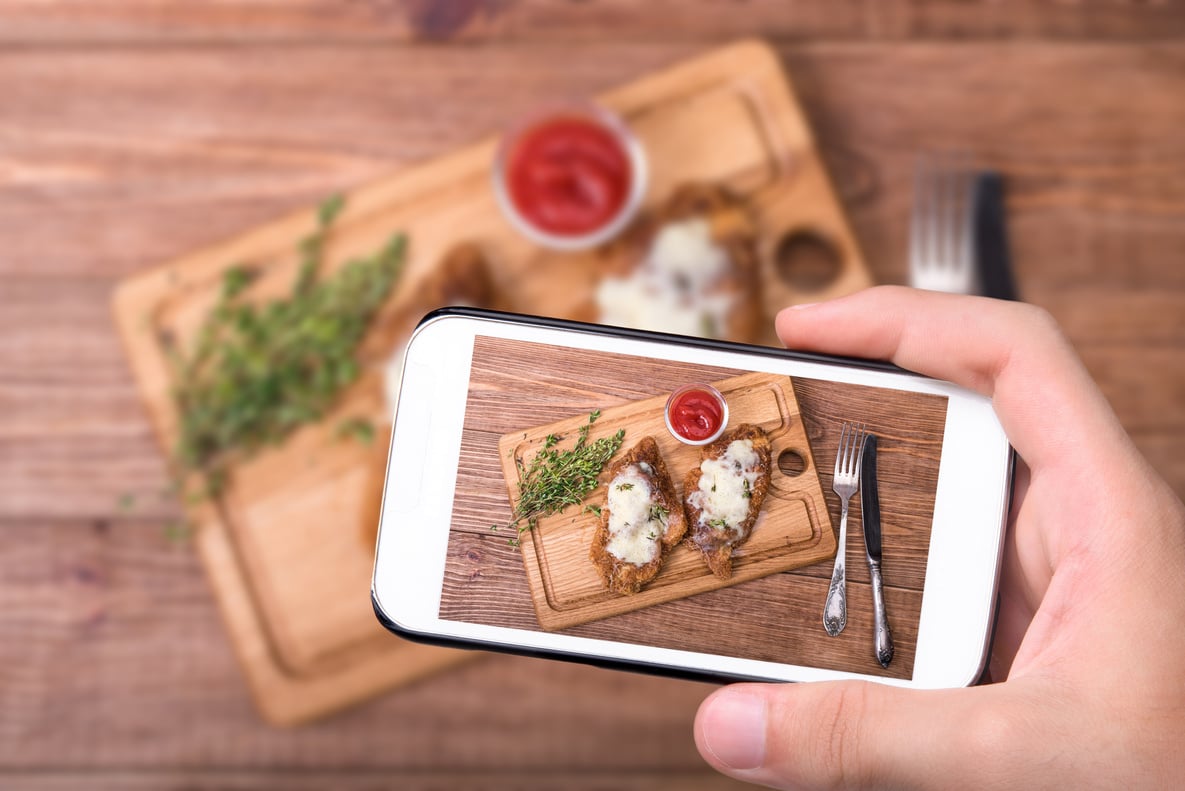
[372,309,1012,689]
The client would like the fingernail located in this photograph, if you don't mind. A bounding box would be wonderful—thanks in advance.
[790,302,818,310]
[701,690,767,770]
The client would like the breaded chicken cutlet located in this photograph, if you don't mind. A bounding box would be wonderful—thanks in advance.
[682,424,772,579]
[590,436,686,595]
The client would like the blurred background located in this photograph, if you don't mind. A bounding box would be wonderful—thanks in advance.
[3,1,1185,789]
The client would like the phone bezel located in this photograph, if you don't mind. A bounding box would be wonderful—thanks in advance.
[371,308,1012,689]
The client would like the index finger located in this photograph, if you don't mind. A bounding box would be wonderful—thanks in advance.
[774,286,1130,471]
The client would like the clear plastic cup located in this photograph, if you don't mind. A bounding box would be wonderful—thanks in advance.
[492,102,648,252]
[664,383,729,446]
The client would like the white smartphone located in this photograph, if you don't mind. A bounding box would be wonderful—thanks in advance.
[372,309,1012,689]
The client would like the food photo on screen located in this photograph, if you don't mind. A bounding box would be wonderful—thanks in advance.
[437,334,949,680]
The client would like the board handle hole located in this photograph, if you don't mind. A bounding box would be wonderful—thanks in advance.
[774,228,843,293]
[777,448,807,477]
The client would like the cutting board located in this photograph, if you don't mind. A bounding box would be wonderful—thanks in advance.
[111,39,871,725]
[498,372,835,632]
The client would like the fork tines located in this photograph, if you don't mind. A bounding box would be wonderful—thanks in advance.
[910,157,979,296]
[833,422,867,489]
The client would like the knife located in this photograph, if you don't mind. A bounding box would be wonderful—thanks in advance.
[861,434,894,668]
[974,171,1020,301]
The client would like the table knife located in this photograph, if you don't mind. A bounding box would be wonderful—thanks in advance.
[861,434,894,668]
[974,171,1020,301]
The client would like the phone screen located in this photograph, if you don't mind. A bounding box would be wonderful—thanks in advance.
[431,331,953,682]
[375,313,1010,687]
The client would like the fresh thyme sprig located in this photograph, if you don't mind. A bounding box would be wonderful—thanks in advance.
[335,416,377,445]
[498,410,624,543]
[169,195,405,496]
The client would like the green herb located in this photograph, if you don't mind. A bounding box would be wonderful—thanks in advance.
[700,312,717,338]
[169,194,405,496]
[616,482,634,491]
[583,504,602,518]
[220,266,255,300]
[335,416,376,445]
[318,193,345,227]
[708,518,729,530]
[742,478,751,499]
[647,531,657,540]
[649,504,669,522]
[499,410,625,538]
[163,520,192,544]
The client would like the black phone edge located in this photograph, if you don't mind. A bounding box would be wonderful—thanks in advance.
[371,590,757,687]
[416,306,913,378]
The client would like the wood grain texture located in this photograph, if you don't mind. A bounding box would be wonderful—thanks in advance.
[2,6,1185,785]
[2,0,1183,44]
[0,772,749,791]
[3,42,1184,282]
[0,521,728,772]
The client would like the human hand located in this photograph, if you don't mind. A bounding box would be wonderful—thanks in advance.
[695,286,1185,790]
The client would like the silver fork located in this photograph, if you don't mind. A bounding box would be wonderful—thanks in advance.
[909,157,979,295]
[823,422,866,637]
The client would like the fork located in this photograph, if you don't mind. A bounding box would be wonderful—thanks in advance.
[909,157,979,295]
[823,422,866,637]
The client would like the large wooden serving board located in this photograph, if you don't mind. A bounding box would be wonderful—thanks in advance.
[498,372,835,632]
[111,39,870,725]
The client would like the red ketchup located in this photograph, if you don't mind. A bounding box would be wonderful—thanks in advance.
[503,115,633,237]
[667,387,726,443]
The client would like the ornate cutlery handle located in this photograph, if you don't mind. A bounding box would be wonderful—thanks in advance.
[823,506,848,636]
[869,559,894,667]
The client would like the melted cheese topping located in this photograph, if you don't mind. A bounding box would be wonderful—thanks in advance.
[604,465,665,565]
[687,439,761,535]
[595,218,735,338]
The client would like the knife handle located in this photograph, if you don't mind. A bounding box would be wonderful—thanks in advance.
[975,172,1019,301]
[869,559,894,667]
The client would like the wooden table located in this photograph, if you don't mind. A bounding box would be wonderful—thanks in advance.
[3,3,1183,789]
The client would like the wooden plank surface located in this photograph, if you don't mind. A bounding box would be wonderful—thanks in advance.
[2,0,1183,43]
[0,522,727,778]
[2,7,1185,786]
[0,772,748,791]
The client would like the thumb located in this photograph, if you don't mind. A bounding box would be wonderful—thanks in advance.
[695,681,997,790]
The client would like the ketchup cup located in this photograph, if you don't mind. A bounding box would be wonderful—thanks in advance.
[665,384,729,446]
[493,103,648,251]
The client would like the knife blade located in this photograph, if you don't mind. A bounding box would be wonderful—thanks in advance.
[860,434,894,668]
[861,435,883,563]
[974,171,1020,301]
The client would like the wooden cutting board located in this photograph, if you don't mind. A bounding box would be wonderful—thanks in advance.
[111,39,871,725]
[498,372,835,632]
